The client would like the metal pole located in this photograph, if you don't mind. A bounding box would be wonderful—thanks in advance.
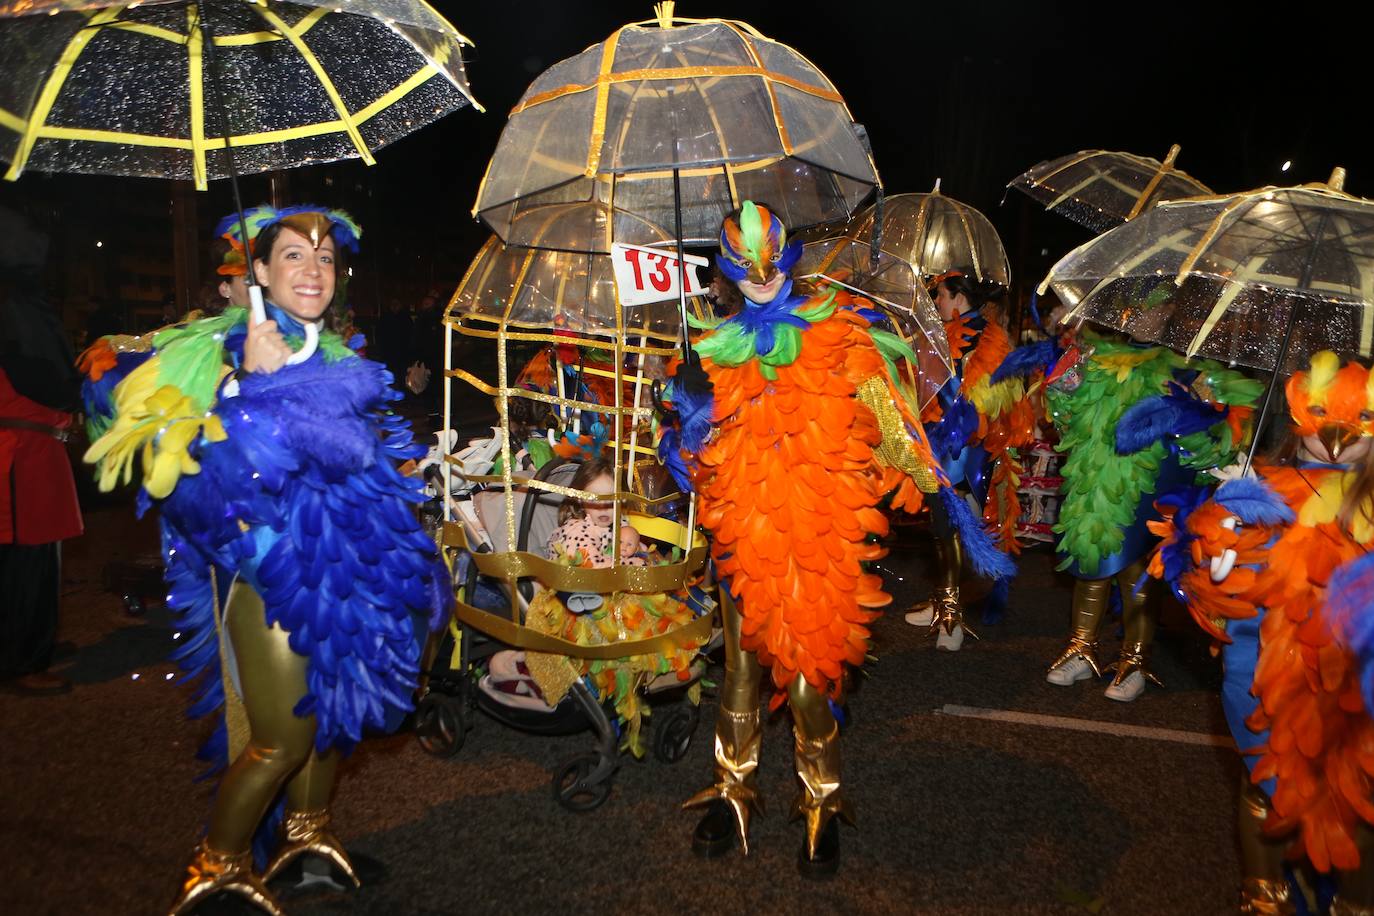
[672,166,693,358]
[1244,210,1330,469]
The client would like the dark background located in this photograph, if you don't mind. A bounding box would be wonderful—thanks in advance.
[2,0,1370,335]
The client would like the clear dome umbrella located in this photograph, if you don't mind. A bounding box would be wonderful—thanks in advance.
[1042,167,1374,465]
[1009,144,1212,233]
[472,6,879,253]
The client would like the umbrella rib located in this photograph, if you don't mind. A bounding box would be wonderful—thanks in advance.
[1185,256,1266,359]
[723,22,791,156]
[1176,196,1252,284]
[583,26,626,178]
[4,6,123,182]
[186,6,208,191]
[250,4,375,165]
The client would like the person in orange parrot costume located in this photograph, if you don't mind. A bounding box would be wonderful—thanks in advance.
[657,201,1014,876]
[1149,352,1374,914]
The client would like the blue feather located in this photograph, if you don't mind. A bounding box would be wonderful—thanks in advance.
[938,486,1016,581]
[1325,553,1374,715]
[990,339,1058,384]
[1214,476,1295,527]
[1116,393,1223,454]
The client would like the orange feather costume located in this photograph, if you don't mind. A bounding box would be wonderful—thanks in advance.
[1151,352,1374,885]
[664,202,983,866]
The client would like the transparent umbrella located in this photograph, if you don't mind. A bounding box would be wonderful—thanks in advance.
[1009,144,1211,233]
[0,0,478,189]
[1043,167,1374,463]
[0,0,480,358]
[472,7,879,253]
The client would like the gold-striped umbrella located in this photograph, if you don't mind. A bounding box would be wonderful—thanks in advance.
[472,3,879,253]
[1,0,480,190]
[1009,144,1211,234]
[1042,167,1374,462]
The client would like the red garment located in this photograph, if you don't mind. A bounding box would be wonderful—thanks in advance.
[0,368,82,545]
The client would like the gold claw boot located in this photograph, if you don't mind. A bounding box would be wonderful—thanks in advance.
[684,707,765,857]
[1240,878,1296,915]
[1048,575,1109,687]
[684,590,765,857]
[1104,566,1161,702]
[1237,777,1296,915]
[169,841,284,916]
[905,532,974,651]
[1103,641,1163,702]
[262,808,361,888]
[789,676,852,879]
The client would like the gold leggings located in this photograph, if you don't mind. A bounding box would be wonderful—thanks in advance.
[205,581,338,854]
[716,589,838,773]
[1068,559,1155,649]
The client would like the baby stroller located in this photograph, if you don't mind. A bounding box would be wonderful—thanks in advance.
[414,217,717,811]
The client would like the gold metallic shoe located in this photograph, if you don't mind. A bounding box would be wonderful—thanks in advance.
[1239,877,1296,915]
[1047,635,1102,685]
[169,841,283,916]
[262,808,360,888]
[1103,641,1162,702]
[790,722,855,865]
[929,587,977,651]
[682,708,765,855]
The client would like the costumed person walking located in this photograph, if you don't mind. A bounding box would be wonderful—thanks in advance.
[0,204,83,696]
[1152,352,1374,914]
[1044,328,1259,701]
[659,202,1013,875]
[81,206,450,915]
[905,270,1035,649]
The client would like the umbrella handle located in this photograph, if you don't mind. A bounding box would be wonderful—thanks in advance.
[248,285,318,365]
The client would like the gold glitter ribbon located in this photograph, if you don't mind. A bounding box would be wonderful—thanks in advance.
[856,376,940,493]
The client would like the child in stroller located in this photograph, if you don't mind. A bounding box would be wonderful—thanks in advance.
[417,436,710,810]
[484,457,704,757]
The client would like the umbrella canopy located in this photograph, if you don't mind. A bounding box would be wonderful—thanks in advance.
[1009,144,1211,234]
[472,9,878,253]
[820,183,1010,286]
[447,202,699,345]
[1043,168,1374,375]
[796,236,952,410]
[0,0,479,190]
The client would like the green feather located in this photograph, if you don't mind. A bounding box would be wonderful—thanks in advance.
[739,201,764,261]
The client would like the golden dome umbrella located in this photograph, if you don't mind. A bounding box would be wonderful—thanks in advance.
[472,3,879,352]
[0,0,480,360]
[1041,166,1374,465]
[473,4,879,253]
[1009,144,1212,233]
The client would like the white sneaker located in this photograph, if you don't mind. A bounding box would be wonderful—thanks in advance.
[1104,670,1146,702]
[936,625,965,652]
[1046,654,1095,686]
[904,606,935,627]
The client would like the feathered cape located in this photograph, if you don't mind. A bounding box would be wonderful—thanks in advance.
[1151,465,1374,871]
[1047,335,1259,578]
[660,283,1013,700]
[83,307,450,759]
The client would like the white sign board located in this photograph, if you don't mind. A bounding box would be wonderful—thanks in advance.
[610,243,710,307]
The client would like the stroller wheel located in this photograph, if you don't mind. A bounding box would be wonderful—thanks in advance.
[552,754,613,812]
[652,703,700,764]
[415,694,467,758]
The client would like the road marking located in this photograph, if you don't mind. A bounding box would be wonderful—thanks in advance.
[936,704,1235,749]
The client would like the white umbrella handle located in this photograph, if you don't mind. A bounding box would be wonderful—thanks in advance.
[249,285,318,365]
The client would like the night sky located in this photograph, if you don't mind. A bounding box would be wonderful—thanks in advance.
[3,1,1371,312]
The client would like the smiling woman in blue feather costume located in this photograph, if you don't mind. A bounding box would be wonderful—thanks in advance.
[81,206,451,916]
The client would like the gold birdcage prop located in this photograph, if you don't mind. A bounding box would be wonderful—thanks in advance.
[439,201,714,659]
